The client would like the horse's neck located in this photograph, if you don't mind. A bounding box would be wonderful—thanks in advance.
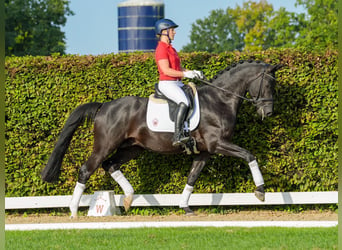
[215,71,249,97]
[203,69,253,117]
[199,85,242,118]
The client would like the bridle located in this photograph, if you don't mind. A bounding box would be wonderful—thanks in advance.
[196,70,276,104]
[249,70,275,104]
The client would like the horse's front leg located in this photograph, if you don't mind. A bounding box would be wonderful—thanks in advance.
[180,152,210,215]
[215,141,265,201]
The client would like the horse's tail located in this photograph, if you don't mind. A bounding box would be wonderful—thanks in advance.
[41,102,103,183]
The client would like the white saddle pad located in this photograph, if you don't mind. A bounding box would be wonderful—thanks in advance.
[146,89,200,133]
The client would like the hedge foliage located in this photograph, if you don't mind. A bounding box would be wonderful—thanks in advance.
[5,49,337,197]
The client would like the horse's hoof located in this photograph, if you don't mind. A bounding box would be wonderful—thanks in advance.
[255,185,265,201]
[124,194,134,212]
[70,212,78,219]
[183,207,195,216]
[69,208,78,219]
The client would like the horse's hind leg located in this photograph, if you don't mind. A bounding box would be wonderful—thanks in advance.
[180,152,210,215]
[102,146,144,212]
[69,151,110,218]
[69,182,86,218]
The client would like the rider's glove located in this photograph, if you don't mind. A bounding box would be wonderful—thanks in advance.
[183,70,204,79]
[193,70,204,79]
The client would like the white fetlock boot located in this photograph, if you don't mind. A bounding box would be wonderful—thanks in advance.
[248,160,265,201]
[69,182,86,218]
[111,170,134,212]
[179,184,194,215]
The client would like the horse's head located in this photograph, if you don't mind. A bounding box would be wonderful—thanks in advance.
[247,63,282,119]
[202,61,282,119]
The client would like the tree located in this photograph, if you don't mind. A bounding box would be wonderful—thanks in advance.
[229,0,273,51]
[229,1,305,51]
[295,0,337,50]
[5,0,74,56]
[183,1,301,52]
[265,7,306,48]
[182,0,337,52]
[181,9,244,53]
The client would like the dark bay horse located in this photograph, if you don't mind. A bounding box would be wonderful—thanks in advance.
[42,61,282,217]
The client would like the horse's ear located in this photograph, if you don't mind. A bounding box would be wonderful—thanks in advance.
[267,64,283,73]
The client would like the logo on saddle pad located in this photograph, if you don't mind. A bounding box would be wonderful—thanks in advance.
[146,84,200,133]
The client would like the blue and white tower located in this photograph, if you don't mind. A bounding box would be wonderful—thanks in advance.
[118,0,165,53]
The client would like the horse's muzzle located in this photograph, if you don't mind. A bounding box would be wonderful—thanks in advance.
[257,104,273,120]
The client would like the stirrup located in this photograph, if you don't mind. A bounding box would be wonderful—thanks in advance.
[172,136,190,146]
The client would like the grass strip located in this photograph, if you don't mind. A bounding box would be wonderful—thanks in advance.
[5,226,337,249]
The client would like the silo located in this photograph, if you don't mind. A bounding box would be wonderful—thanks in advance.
[118,0,164,53]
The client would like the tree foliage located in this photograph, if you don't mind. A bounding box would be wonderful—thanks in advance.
[229,0,274,51]
[182,9,244,53]
[266,7,305,49]
[295,0,337,50]
[5,0,74,56]
[182,0,337,52]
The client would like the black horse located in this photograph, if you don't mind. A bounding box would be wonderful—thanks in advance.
[42,60,282,217]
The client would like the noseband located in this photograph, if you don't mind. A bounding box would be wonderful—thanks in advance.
[197,70,275,104]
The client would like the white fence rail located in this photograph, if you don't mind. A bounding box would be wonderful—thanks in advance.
[5,191,338,210]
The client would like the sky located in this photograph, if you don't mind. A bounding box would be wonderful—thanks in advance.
[62,0,306,55]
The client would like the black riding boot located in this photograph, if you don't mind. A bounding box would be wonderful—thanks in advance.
[173,102,190,146]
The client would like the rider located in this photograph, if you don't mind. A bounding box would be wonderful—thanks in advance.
[154,18,203,146]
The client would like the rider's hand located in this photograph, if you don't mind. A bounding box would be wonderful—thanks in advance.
[193,70,204,79]
[183,70,204,79]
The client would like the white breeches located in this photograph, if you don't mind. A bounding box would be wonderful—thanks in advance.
[158,80,189,106]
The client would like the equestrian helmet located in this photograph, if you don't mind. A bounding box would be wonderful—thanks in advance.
[155,19,178,35]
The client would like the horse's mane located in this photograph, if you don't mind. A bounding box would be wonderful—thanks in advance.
[209,60,264,82]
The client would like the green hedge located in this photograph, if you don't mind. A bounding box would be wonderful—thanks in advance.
[5,49,337,197]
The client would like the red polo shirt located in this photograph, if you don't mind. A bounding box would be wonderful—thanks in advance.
[155,41,181,81]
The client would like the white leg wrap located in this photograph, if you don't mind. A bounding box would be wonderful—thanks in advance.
[179,184,194,208]
[111,170,134,195]
[69,182,86,217]
[248,160,264,187]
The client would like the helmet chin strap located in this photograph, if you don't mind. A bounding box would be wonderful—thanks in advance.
[161,29,172,43]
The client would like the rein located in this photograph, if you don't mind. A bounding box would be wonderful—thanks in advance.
[196,77,254,102]
[196,71,275,104]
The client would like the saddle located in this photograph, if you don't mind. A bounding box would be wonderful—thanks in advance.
[150,82,200,155]
[153,83,196,123]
